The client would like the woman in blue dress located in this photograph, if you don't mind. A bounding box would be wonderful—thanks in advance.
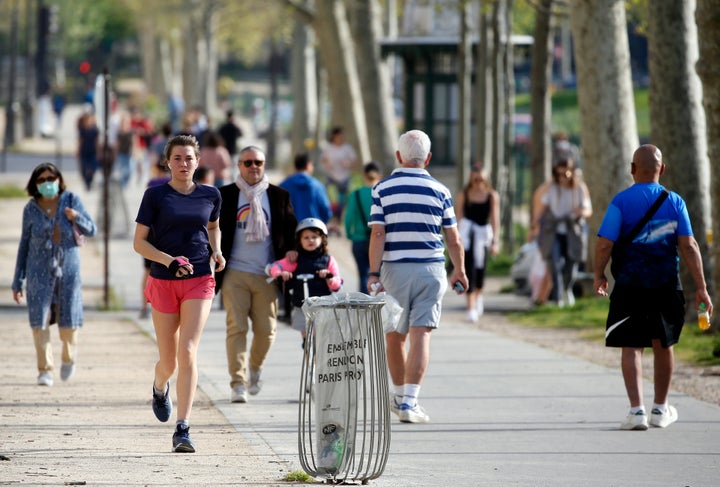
[12,163,97,387]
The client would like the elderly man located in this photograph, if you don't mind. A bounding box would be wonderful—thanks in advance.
[594,144,712,430]
[367,129,468,423]
[216,146,297,403]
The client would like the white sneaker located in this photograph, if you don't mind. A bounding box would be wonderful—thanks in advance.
[390,395,402,416]
[248,370,262,395]
[231,384,248,403]
[37,371,53,387]
[476,296,484,316]
[466,309,478,323]
[620,410,648,430]
[60,362,75,381]
[399,402,430,423]
[650,405,678,428]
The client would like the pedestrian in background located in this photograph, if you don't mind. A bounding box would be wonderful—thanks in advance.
[194,166,215,186]
[594,144,712,431]
[12,163,97,387]
[77,111,99,191]
[344,161,381,293]
[320,126,357,232]
[216,146,297,404]
[199,131,232,187]
[217,109,243,159]
[455,164,500,322]
[532,158,592,307]
[367,130,467,423]
[280,152,332,223]
[133,134,225,453]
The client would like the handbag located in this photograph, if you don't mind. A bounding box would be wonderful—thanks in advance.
[69,193,86,246]
[72,221,85,246]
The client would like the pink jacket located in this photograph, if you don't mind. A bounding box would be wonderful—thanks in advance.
[266,255,343,292]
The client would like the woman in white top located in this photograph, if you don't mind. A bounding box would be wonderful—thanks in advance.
[320,126,357,225]
[532,158,592,307]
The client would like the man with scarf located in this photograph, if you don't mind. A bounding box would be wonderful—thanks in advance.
[217,146,297,403]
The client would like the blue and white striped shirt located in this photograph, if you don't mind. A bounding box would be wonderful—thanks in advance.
[369,167,456,263]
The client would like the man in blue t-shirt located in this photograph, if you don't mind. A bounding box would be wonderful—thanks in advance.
[594,144,712,431]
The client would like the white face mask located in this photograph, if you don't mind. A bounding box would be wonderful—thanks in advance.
[37,180,60,198]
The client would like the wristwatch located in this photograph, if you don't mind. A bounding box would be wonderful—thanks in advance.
[368,272,381,277]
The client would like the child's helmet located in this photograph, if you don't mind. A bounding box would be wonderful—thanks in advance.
[295,217,328,237]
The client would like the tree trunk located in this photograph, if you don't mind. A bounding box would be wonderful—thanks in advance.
[695,0,720,323]
[502,0,516,253]
[529,0,553,207]
[182,0,201,109]
[648,0,712,311]
[199,1,220,120]
[569,0,637,270]
[312,0,370,165]
[490,0,505,191]
[457,0,473,190]
[475,2,493,173]
[347,0,397,172]
[289,21,318,161]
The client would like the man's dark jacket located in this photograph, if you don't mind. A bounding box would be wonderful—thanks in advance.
[215,183,297,293]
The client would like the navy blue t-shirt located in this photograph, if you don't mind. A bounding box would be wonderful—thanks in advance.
[136,183,221,280]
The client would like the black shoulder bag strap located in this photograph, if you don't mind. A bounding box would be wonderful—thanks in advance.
[355,190,371,237]
[615,189,669,249]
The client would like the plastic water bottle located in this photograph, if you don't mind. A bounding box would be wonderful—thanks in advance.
[698,302,710,331]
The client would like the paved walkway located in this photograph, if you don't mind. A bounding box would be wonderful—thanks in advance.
[2,153,720,485]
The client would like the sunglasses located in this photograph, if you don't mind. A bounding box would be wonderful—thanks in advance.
[37,176,58,184]
[242,159,264,168]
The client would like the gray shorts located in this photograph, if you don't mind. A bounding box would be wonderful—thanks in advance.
[381,261,447,334]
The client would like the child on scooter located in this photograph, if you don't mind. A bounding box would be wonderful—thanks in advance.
[266,218,343,345]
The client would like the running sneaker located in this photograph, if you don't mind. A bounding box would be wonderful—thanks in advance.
[172,424,196,453]
[37,371,53,387]
[152,383,172,422]
[390,395,402,416]
[231,384,248,403]
[399,402,430,423]
[60,362,75,381]
[248,369,262,395]
[650,405,678,428]
[620,410,648,430]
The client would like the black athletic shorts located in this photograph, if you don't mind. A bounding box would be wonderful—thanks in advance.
[605,285,685,348]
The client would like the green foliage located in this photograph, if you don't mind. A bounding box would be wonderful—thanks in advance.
[487,253,514,276]
[516,88,650,139]
[56,0,136,60]
[508,297,720,366]
[0,185,27,198]
[282,470,315,483]
[509,296,609,331]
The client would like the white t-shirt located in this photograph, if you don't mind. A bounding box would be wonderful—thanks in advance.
[321,143,357,183]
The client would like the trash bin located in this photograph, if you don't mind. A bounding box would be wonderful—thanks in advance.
[298,293,400,484]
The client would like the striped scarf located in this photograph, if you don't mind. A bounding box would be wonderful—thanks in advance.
[235,173,270,242]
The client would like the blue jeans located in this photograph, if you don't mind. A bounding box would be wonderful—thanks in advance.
[351,240,370,293]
